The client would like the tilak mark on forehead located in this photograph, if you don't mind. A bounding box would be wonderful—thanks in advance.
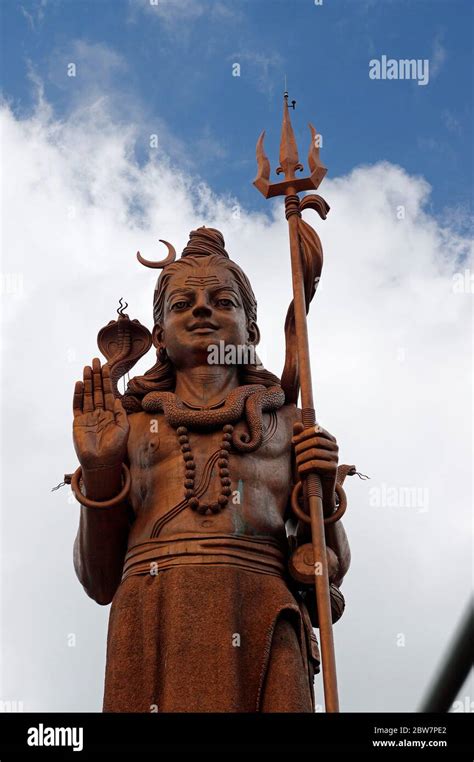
[184,275,221,287]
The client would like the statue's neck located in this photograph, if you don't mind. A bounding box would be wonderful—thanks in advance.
[174,365,239,409]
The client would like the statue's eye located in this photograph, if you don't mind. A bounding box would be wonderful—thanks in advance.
[216,298,233,307]
[171,300,189,311]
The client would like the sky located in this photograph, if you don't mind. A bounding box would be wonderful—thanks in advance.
[0,0,472,714]
[1,0,473,229]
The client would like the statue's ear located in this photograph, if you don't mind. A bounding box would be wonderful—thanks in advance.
[248,321,260,346]
[152,324,164,348]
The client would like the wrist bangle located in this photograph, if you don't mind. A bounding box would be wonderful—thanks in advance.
[71,464,131,508]
[291,480,347,525]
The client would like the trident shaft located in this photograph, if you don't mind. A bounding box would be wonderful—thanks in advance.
[253,92,339,712]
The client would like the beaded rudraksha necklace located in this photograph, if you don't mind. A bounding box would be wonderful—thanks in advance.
[140,383,286,516]
[177,423,234,515]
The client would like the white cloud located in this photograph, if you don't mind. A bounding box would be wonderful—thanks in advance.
[0,94,471,712]
[227,50,284,97]
[45,40,127,105]
[442,109,462,136]
[431,36,447,79]
[128,0,242,25]
[20,0,48,32]
[132,0,206,21]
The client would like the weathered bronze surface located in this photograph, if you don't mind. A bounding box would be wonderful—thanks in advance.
[69,99,353,713]
[254,92,342,711]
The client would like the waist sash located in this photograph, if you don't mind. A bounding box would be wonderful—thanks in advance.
[121,533,288,582]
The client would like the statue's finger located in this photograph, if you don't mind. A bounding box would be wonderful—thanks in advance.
[114,398,129,431]
[73,381,84,418]
[292,421,304,436]
[92,357,104,409]
[102,364,115,412]
[314,425,337,443]
[298,459,336,476]
[83,366,94,412]
[292,424,321,445]
[293,424,337,445]
[296,449,338,466]
[294,436,338,456]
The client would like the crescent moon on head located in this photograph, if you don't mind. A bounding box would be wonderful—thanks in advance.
[136,239,177,269]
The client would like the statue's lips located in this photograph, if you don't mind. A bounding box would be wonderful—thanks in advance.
[188,323,219,334]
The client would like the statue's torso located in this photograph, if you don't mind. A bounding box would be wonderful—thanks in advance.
[126,403,298,547]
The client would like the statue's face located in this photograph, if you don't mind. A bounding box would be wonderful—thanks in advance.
[157,263,252,370]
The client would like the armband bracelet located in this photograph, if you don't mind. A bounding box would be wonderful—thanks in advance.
[71,464,131,508]
[291,480,347,525]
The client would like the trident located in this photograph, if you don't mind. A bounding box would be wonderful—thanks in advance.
[253,91,340,712]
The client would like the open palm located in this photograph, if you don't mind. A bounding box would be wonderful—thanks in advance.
[73,358,129,470]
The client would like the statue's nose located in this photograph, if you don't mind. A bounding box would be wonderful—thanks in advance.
[192,296,212,317]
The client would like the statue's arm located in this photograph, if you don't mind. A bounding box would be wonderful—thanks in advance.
[71,359,132,605]
[322,514,351,587]
[289,407,351,586]
[73,463,132,605]
[289,465,351,587]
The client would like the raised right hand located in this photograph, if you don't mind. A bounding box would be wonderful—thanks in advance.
[73,358,129,471]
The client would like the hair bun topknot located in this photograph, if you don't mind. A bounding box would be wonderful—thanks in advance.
[181,226,229,260]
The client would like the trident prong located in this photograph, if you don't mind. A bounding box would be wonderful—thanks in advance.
[253,94,327,198]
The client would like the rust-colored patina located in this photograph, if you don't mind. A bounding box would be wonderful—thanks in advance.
[69,99,354,713]
[254,92,341,711]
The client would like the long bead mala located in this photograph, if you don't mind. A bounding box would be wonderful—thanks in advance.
[176,424,234,515]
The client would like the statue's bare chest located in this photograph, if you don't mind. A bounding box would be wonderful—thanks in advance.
[126,407,296,511]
